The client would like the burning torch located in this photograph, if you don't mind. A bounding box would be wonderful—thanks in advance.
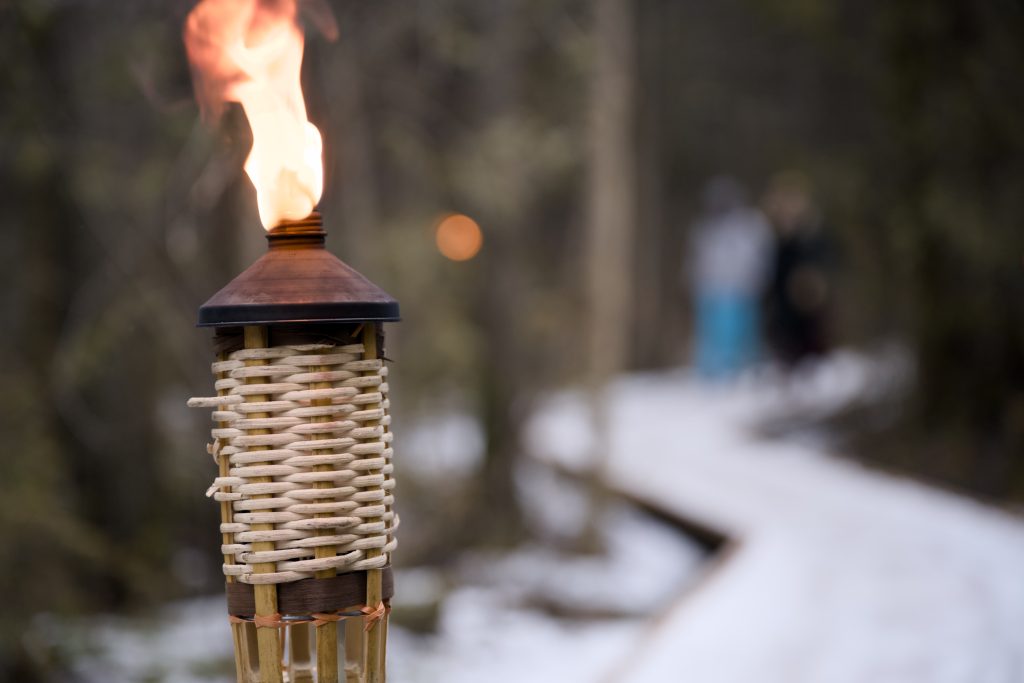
[184,2,398,682]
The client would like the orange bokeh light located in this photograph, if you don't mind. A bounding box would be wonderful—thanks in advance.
[435,213,483,261]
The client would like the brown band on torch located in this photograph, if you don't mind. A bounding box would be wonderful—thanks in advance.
[225,567,394,617]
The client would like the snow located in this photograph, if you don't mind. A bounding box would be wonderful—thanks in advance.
[528,352,1024,682]
[62,491,702,683]
[64,349,1024,682]
[388,587,640,683]
[48,598,239,682]
[399,411,484,481]
[387,502,705,683]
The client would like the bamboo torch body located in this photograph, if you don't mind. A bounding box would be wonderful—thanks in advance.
[362,324,385,683]
[215,354,253,683]
[243,326,285,683]
[312,356,340,683]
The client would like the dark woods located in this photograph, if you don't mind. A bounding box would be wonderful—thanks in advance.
[0,0,1022,678]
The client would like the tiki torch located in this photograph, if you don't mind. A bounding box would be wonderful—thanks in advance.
[188,211,399,683]
[183,2,399,682]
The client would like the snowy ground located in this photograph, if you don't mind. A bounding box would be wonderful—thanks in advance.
[57,494,703,683]
[56,349,1024,682]
[529,351,1024,683]
[387,503,703,683]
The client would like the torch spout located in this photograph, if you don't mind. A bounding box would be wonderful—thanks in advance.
[266,210,326,249]
[197,209,399,327]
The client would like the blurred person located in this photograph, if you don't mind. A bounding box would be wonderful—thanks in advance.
[762,171,833,366]
[686,175,773,380]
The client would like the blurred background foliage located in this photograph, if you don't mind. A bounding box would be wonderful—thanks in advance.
[1,0,1022,678]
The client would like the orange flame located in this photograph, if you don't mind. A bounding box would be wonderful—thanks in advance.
[184,0,336,230]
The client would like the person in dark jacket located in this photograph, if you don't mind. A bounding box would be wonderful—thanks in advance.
[762,171,833,366]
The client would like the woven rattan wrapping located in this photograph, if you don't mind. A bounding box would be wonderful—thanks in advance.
[189,343,397,586]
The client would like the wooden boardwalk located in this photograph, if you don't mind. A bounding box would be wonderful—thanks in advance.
[529,368,1024,683]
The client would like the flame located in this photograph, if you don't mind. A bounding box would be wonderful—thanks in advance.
[184,0,335,230]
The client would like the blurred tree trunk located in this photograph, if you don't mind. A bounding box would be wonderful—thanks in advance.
[316,12,381,268]
[579,0,637,546]
[634,0,673,369]
[584,0,637,461]
[469,0,530,546]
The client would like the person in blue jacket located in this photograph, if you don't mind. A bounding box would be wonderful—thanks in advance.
[687,176,773,380]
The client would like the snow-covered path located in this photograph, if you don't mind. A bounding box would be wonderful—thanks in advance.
[529,361,1024,683]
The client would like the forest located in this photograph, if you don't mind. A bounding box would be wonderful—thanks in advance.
[1,0,1022,679]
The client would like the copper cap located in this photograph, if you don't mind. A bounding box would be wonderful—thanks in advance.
[197,212,400,327]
